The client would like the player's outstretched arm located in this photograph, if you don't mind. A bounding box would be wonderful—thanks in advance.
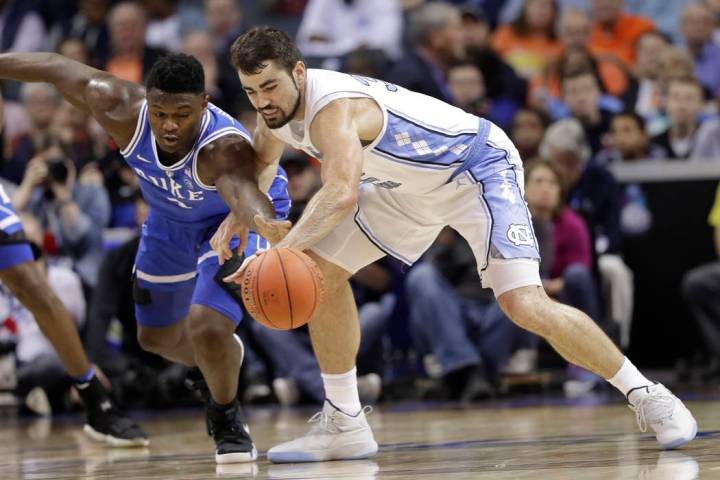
[0,52,144,148]
[206,135,290,251]
[274,98,363,252]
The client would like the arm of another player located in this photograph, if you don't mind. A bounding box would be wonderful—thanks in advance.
[0,52,144,148]
[206,136,291,259]
[273,98,363,252]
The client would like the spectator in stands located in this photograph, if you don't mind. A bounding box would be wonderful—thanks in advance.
[460,5,527,109]
[589,0,655,66]
[1,83,60,185]
[511,107,549,163]
[621,31,670,135]
[341,48,391,80]
[490,0,562,79]
[6,213,85,414]
[541,118,635,349]
[682,183,720,379]
[51,101,99,172]
[531,8,629,108]
[680,3,720,99]
[387,2,464,104]
[282,155,321,224]
[142,0,182,53]
[594,111,669,165]
[204,0,244,54]
[104,2,166,84]
[0,0,46,53]
[561,64,618,154]
[12,143,111,289]
[57,37,92,66]
[49,0,110,66]
[524,159,602,395]
[296,0,402,61]
[704,0,720,45]
[448,64,485,115]
[182,30,244,116]
[406,229,534,400]
[651,77,704,160]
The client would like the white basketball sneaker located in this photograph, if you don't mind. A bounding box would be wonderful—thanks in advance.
[628,383,697,449]
[267,400,378,463]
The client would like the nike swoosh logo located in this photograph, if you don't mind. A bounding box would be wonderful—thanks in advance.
[137,155,153,164]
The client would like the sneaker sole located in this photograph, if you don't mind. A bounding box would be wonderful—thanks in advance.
[659,421,698,450]
[83,424,150,447]
[268,441,378,463]
[216,445,258,464]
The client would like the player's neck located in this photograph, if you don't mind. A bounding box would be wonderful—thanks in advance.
[156,142,192,166]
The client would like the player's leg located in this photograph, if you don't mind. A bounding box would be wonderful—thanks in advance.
[1,259,89,376]
[189,244,259,464]
[0,246,147,446]
[134,281,197,366]
[133,216,201,366]
[455,126,696,448]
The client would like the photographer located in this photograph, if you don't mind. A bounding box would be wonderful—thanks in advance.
[12,144,110,289]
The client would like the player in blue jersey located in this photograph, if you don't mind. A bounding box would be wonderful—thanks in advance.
[0,52,290,463]
[213,26,697,462]
[0,95,148,446]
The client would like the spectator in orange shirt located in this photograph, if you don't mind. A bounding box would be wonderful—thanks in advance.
[530,9,630,109]
[491,0,562,79]
[589,0,655,66]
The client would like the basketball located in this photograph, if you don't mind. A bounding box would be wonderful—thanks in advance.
[240,248,323,330]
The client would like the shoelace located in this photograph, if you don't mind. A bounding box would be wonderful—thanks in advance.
[305,406,374,434]
[631,388,675,432]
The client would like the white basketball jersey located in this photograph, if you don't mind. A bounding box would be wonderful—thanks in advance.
[270,69,491,195]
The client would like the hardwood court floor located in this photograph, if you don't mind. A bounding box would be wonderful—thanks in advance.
[0,394,717,479]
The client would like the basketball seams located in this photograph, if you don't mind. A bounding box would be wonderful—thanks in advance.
[275,249,295,329]
[254,251,279,329]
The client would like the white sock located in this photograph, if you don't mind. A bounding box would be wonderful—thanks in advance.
[606,357,654,403]
[322,367,361,415]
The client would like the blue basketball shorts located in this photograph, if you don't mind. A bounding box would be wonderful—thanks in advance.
[133,171,291,328]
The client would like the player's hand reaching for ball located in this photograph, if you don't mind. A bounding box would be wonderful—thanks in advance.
[253,215,292,245]
[210,213,249,265]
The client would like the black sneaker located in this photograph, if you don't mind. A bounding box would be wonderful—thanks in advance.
[77,376,149,447]
[208,399,257,464]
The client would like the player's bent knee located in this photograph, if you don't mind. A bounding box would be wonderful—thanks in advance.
[186,312,233,352]
[137,327,176,354]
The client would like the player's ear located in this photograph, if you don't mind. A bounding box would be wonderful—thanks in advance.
[202,94,210,109]
[293,61,305,84]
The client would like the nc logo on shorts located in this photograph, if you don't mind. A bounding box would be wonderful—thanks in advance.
[507,224,534,247]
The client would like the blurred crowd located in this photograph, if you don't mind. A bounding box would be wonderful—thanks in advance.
[1,0,720,415]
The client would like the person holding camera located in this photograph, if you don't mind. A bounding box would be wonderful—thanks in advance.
[12,144,111,289]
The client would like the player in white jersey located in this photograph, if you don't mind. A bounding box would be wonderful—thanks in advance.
[213,27,697,462]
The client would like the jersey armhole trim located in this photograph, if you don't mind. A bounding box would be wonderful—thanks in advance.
[120,100,148,157]
[192,128,253,191]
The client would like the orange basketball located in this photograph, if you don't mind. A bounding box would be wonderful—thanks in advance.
[240,248,323,330]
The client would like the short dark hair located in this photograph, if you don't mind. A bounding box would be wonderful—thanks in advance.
[146,53,205,94]
[230,26,302,75]
[613,110,646,131]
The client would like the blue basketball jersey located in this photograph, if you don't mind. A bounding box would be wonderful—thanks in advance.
[0,184,23,236]
[120,101,252,225]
